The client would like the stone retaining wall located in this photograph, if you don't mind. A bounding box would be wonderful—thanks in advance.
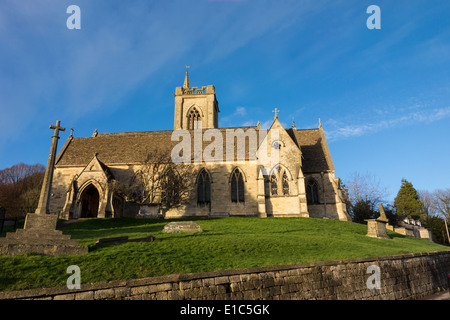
[1,251,449,300]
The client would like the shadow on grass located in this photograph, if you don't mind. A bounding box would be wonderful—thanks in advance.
[0,277,20,290]
[58,218,163,230]
[389,233,408,239]
[88,236,160,252]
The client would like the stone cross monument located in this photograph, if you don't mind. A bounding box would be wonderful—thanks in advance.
[0,121,88,256]
[35,120,65,215]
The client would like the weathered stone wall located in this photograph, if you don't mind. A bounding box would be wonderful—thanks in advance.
[1,251,448,300]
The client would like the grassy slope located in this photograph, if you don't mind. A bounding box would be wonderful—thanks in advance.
[0,217,448,291]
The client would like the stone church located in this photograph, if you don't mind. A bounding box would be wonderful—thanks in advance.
[50,71,351,221]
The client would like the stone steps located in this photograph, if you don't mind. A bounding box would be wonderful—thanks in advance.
[2,229,72,242]
[0,237,80,246]
[0,234,81,246]
[0,213,88,256]
[0,242,87,256]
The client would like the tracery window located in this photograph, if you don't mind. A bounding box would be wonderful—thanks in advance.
[270,175,278,195]
[197,169,211,205]
[268,166,290,196]
[188,107,201,129]
[306,179,319,204]
[231,168,245,203]
[282,172,289,195]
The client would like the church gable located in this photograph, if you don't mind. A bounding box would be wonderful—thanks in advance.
[269,117,301,166]
[256,115,302,177]
[78,154,113,182]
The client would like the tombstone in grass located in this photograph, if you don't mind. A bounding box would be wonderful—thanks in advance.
[162,221,202,233]
[365,203,391,239]
[0,121,88,256]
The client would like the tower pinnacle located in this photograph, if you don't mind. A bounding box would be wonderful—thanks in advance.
[183,66,190,89]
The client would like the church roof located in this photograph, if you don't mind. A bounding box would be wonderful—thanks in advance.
[55,127,334,173]
[287,128,335,173]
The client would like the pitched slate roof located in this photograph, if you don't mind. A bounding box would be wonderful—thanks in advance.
[55,126,334,173]
[287,128,335,173]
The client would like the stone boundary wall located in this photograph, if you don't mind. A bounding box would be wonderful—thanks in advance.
[1,251,449,300]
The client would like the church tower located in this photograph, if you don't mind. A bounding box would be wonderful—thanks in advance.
[174,68,219,130]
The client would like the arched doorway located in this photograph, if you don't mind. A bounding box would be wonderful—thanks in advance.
[80,184,100,218]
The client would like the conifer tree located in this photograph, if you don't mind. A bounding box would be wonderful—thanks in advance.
[394,179,424,219]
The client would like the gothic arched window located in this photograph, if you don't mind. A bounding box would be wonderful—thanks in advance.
[197,169,211,205]
[306,179,319,204]
[231,168,245,203]
[268,166,290,196]
[188,107,201,129]
[270,175,278,195]
[282,171,289,195]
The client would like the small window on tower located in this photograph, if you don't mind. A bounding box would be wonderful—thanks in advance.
[188,107,201,129]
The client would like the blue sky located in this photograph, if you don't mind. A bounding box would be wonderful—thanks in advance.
[0,0,449,202]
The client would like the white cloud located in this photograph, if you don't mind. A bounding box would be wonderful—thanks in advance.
[235,107,246,116]
[325,106,450,141]
[260,120,273,130]
[221,106,248,126]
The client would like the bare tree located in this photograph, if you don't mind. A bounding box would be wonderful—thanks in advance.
[345,171,388,205]
[109,149,196,210]
[433,189,450,243]
[433,189,450,220]
[0,163,44,185]
[343,171,389,223]
[0,163,45,217]
[418,190,436,217]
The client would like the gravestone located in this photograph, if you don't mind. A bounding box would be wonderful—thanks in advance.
[0,121,88,256]
[162,221,202,233]
[137,204,161,219]
[419,228,432,241]
[365,203,390,239]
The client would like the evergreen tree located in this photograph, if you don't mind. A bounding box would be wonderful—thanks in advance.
[352,199,376,224]
[394,179,424,219]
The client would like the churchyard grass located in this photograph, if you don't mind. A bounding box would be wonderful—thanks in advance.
[0,217,448,291]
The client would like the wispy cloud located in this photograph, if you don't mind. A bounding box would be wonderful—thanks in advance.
[221,106,248,126]
[325,106,450,141]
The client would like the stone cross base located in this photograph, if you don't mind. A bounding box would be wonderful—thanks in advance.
[365,219,390,239]
[0,213,88,256]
